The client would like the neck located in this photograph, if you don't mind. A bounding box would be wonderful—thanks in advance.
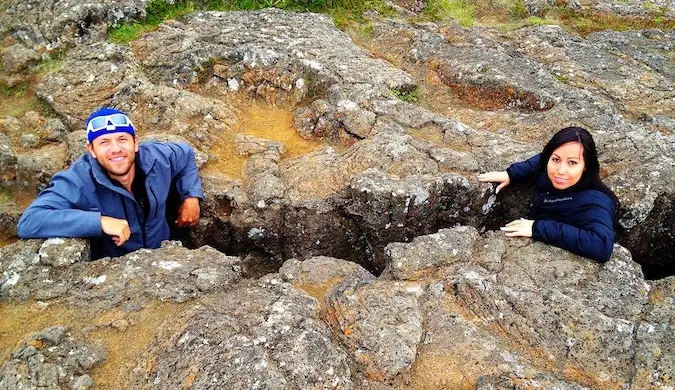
[110,163,136,194]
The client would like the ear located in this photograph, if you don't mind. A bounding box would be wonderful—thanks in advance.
[86,142,97,159]
[134,135,140,153]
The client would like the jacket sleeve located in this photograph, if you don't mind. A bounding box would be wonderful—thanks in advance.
[506,154,541,185]
[17,172,103,238]
[165,143,204,201]
[532,194,615,262]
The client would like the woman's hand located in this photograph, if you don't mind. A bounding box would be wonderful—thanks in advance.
[500,218,534,237]
[477,171,510,194]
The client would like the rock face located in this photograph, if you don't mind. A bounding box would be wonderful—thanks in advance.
[1,226,674,389]
[0,325,105,390]
[3,8,674,276]
[1,5,675,388]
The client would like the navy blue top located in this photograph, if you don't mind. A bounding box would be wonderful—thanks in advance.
[506,154,616,262]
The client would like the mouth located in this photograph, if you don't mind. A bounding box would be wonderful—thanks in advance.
[109,155,126,163]
[553,177,567,185]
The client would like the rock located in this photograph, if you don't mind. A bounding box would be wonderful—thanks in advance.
[128,280,354,389]
[0,242,242,306]
[38,237,90,267]
[2,44,40,73]
[2,0,146,50]
[15,143,68,187]
[235,134,286,157]
[0,133,18,182]
[279,256,376,301]
[384,226,479,280]
[0,326,105,389]
[328,279,424,380]
[71,375,95,390]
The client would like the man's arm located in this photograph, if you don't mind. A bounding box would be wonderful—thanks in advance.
[158,143,203,227]
[17,172,103,238]
[166,143,204,201]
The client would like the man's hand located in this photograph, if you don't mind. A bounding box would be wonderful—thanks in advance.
[101,216,131,246]
[477,171,511,194]
[500,218,534,237]
[176,197,200,227]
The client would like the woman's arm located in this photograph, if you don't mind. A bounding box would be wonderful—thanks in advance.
[505,154,541,185]
[478,154,541,193]
[532,197,615,262]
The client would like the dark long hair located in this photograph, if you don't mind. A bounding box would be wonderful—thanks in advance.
[540,127,620,210]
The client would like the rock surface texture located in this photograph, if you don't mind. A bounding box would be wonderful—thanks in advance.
[1,3,675,389]
[2,228,673,389]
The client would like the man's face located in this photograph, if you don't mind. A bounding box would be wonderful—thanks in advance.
[87,133,139,179]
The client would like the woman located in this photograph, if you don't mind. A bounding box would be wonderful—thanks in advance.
[478,127,620,262]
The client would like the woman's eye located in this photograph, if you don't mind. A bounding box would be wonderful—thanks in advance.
[551,158,559,163]
[568,161,577,165]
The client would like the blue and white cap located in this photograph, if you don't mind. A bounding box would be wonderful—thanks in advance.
[86,107,135,143]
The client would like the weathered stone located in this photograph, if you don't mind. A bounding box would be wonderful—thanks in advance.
[128,280,354,389]
[15,143,68,186]
[328,279,424,380]
[383,226,479,280]
[279,256,376,301]
[0,133,17,182]
[235,134,286,157]
[2,44,40,73]
[0,326,105,389]
[38,237,90,267]
[2,0,146,50]
[0,242,242,306]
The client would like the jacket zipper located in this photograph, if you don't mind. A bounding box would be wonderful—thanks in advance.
[121,194,147,247]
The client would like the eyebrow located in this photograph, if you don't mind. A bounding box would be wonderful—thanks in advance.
[552,153,580,160]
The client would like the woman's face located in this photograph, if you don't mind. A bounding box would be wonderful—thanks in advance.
[547,141,585,190]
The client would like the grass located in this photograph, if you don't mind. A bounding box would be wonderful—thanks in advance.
[421,0,476,26]
[0,52,61,119]
[108,0,396,43]
[390,87,421,103]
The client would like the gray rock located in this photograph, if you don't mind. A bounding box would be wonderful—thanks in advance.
[38,237,90,267]
[2,44,40,73]
[128,280,353,389]
[0,134,18,182]
[2,0,146,50]
[328,279,424,380]
[384,226,479,280]
[15,143,68,187]
[235,134,286,157]
[0,242,242,306]
[0,326,105,389]
[279,256,376,301]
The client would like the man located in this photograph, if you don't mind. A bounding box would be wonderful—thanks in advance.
[17,107,204,259]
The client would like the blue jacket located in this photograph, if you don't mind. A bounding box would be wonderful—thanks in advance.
[506,154,616,262]
[17,142,203,258]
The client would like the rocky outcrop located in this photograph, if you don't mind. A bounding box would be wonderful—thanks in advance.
[0,325,105,390]
[366,19,675,275]
[2,224,674,388]
[1,6,675,387]
[1,0,147,51]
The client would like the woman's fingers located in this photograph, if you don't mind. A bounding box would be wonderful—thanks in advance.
[500,218,533,238]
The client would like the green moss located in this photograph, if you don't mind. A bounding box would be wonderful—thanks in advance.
[422,0,476,26]
[508,0,528,19]
[108,0,396,43]
[390,87,421,103]
[33,53,66,75]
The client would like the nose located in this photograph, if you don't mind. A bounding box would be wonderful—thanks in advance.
[109,140,122,152]
[556,163,566,175]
